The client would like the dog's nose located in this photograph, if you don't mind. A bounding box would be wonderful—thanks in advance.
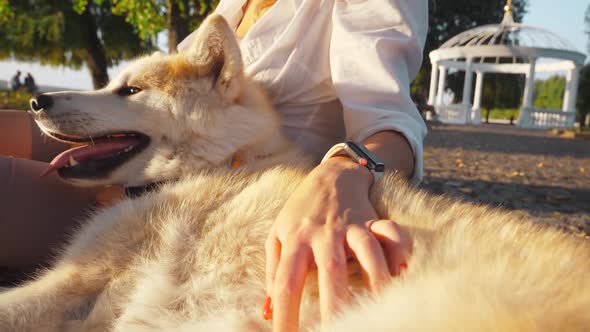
[30,94,53,113]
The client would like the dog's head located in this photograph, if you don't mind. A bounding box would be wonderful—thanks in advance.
[30,15,280,187]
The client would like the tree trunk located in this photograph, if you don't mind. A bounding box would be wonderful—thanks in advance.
[82,9,109,89]
[167,0,190,54]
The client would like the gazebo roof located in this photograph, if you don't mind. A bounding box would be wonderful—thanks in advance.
[440,20,578,53]
[430,1,587,65]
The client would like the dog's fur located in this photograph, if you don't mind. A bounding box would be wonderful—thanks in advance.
[2,15,589,332]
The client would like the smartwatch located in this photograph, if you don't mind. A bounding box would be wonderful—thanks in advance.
[321,141,385,183]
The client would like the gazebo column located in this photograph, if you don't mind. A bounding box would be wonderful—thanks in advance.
[436,65,447,105]
[428,61,439,105]
[473,71,484,109]
[462,58,474,106]
[562,64,581,112]
[518,58,537,128]
[461,58,474,124]
[522,57,537,108]
[471,71,484,124]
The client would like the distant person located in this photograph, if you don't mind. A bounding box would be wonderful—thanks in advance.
[24,73,37,93]
[442,88,455,105]
[9,71,21,91]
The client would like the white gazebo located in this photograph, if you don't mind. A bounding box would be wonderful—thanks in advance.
[428,0,587,128]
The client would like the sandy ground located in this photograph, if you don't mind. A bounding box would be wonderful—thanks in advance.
[421,123,590,237]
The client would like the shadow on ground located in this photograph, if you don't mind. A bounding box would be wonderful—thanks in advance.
[426,125,590,158]
[421,177,590,235]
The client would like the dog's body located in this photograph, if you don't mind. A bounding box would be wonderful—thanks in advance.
[2,15,589,331]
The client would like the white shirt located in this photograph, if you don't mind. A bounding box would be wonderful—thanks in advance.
[180,0,428,182]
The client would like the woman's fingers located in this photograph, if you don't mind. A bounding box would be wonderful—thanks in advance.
[272,244,312,332]
[369,220,411,276]
[263,230,281,320]
[312,234,350,326]
[346,224,391,292]
[267,220,411,330]
[264,229,281,297]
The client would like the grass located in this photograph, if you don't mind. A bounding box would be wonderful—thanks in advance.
[0,89,33,110]
[484,108,520,120]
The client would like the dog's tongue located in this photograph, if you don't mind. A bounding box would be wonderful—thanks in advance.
[41,137,141,177]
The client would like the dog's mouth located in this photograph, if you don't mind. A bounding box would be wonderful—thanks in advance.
[42,132,150,179]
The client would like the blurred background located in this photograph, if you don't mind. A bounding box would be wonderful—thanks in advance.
[0,1,588,120]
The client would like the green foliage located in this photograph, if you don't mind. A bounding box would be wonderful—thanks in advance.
[533,76,565,110]
[0,1,151,73]
[0,0,13,24]
[0,89,33,110]
[479,73,525,110]
[73,0,218,41]
[74,0,166,40]
[487,108,519,120]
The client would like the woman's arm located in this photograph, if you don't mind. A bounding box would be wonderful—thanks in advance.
[364,130,415,179]
[265,130,414,331]
[265,0,428,329]
[330,0,429,184]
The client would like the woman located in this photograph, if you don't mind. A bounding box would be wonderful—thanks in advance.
[0,0,427,329]
[178,0,428,329]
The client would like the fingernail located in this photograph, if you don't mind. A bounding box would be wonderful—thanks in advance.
[400,262,408,272]
[262,296,273,320]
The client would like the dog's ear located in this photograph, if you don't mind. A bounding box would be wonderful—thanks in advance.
[183,15,243,101]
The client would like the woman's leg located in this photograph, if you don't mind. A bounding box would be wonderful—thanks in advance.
[0,110,124,272]
[0,157,100,270]
[0,110,71,162]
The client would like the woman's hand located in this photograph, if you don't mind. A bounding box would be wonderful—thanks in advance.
[264,156,411,331]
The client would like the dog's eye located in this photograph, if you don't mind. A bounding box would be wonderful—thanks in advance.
[116,86,142,97]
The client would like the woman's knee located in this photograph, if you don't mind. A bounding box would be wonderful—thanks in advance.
[0,156,99,269]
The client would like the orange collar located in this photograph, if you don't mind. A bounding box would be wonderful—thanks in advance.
[230,156,243,169]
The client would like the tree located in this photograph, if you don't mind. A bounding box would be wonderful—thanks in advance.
[577,64,590,127]
[74,0,218,54]
[0,1,151,89]
[534,76,566,110]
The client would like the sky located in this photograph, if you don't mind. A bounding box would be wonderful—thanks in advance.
[0,0,588,90]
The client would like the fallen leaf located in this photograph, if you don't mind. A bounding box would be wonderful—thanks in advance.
[459,187,474,195]
[508,171,525,177]
[552,211,562,217]
[480,175,492,182]
[455,159,465,168]
[580,167,586,173]
[537,163,544,168]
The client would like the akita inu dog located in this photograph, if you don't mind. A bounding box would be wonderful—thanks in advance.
[1,15,589,332]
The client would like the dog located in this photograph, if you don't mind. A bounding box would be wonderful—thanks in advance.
[2,14,589,331]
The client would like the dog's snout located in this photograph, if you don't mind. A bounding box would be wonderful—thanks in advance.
[30,94,54,113]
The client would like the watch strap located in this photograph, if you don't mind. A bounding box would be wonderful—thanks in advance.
[321,142,385,183]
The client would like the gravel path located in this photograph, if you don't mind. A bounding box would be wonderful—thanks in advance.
[421,123,590,238]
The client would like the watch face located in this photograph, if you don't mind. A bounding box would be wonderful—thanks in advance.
[345,141,385,172]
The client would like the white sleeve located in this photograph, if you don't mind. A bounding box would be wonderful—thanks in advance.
[330,0,429,184]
